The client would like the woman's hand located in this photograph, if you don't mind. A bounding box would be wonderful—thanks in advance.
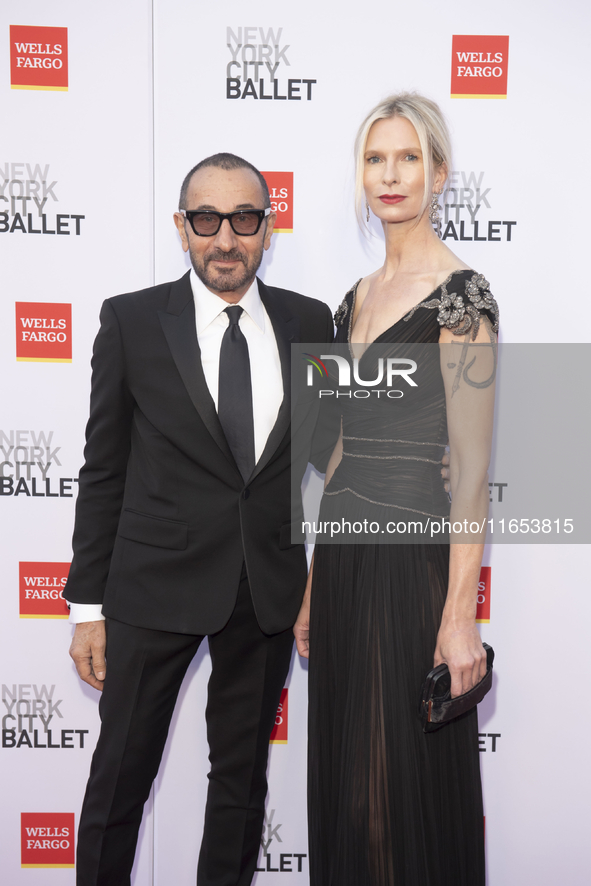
[434,620,487,698]
[294,595,310,658]
[294,556,314,659]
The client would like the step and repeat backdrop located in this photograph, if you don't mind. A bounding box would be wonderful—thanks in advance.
[1,0,589,884]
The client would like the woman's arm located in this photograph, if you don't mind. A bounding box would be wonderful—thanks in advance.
[294,554,314,658]
[434,318,496,696]
[294,425,343,658]
[324,424,343,486]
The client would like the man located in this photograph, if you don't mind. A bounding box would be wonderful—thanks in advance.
[64,153,334,886]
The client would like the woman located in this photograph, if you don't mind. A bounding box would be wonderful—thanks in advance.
[294,94,498,886]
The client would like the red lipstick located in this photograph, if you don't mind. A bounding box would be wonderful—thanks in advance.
[379,195,406,204]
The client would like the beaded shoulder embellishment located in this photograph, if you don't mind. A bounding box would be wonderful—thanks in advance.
[333,297,349,327]
[404,272,499,340]
[333,279,361,328]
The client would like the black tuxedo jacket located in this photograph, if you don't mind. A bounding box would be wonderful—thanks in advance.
[64,272,334,635]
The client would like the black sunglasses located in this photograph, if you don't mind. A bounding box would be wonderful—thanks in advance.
[180,208,271,237]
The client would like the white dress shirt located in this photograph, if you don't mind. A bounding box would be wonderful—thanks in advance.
[68,271,284,624]
[192,271,284,463]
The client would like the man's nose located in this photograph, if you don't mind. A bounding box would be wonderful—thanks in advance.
[213,218,239,250]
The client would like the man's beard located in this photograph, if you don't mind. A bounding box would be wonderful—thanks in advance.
[189,244,264,293]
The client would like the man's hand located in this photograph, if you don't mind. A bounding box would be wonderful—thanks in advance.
[69,621,106,691]
[441,447,450,494]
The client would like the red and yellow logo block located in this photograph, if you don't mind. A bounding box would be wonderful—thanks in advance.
[21,813,75,868]
[270,688,288,744]
[262,172,293,233]
[451,35,509,99]
[476,566,491,624]
[16,302,72,362]
[19,562,70,619]
[10,26,68,92]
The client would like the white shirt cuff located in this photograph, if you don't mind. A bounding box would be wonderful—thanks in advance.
[67,602,105,624]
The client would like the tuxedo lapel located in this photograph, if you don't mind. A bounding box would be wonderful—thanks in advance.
[158,273,237,469]
[251,279,300,480]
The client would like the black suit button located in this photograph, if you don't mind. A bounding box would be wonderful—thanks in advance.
[243,488,250,500]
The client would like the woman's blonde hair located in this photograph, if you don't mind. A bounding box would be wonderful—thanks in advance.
[354,92,452,230]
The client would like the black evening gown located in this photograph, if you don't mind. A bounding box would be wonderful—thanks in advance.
[308,270,499,886]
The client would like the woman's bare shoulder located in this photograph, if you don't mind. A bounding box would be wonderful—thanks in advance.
[438,242,472,273]
[354,270,380,311]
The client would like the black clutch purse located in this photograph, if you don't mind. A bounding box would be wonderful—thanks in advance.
[419,643,494,733]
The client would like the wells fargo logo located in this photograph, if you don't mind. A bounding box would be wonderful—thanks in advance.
[476,566,491,623]
[451,36,509,99]
[21,813,75,868]
[262,172,293,233]
[270,688,288,744]
[16,302,72,362]
[20,562,70,619]
[10,26,68,92]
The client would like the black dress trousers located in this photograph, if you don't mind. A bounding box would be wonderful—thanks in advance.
[76,570,294,886]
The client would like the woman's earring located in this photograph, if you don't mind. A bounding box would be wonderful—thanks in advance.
[429,192,442,238]
[366,200,370,223]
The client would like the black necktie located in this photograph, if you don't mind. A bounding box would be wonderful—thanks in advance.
[218,305,255,481]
